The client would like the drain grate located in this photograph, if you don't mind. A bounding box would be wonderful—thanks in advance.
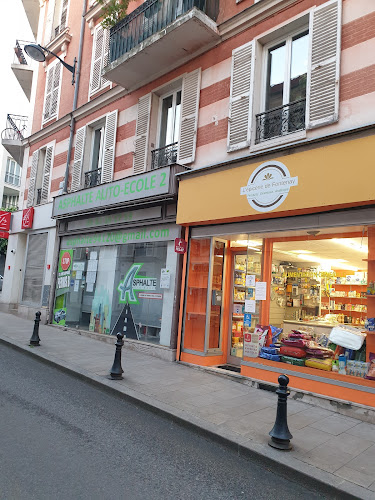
[217,364,241,373]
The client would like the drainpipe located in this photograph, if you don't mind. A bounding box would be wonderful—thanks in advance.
[62,0,87,194]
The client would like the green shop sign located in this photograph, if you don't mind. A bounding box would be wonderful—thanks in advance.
[60,223,179,249]
[53,167,170,217]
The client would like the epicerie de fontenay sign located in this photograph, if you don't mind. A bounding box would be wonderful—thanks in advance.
[240,161,298,213]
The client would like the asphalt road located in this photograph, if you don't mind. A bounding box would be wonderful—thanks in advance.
[0,345,330,500]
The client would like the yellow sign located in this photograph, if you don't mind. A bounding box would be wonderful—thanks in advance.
[283,271,336,278]
[177,135,375,225]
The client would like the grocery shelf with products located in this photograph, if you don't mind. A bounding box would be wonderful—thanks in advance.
[230,253,261,360]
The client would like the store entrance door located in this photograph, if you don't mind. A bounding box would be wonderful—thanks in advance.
[227,237,263,366]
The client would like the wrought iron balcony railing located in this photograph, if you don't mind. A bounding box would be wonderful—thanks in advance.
[14,40,28,65]
[5,173,21,186]
[84,168,102,188]
[1,114,28,141]
[109,0,218,64]
[36,188,42,205]
[255,99,306,144]
[151,143,178,170]
[2,202,18,210]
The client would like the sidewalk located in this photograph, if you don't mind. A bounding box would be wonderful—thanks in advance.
[1,312,375,499]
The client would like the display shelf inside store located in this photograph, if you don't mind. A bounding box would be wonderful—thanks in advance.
[234,284,256,289]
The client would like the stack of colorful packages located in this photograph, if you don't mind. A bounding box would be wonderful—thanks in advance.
[304,343,335,371]
[280,330,335,370]
[259,326,283,362]
[280,330,311,366]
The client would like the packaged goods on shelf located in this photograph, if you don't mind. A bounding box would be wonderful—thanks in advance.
[281,356,306,366]
[305,358,333,371]
[346,361,370,378]
[329,326,367,350]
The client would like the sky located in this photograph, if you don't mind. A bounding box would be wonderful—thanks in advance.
[0,0,34,139]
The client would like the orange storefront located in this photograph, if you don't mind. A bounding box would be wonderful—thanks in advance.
[176,130,375,407]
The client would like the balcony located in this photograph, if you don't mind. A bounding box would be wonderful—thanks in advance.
[1,114,28,165]
[11,40,33,100]
[151,143,178,170]
[255,99,306,144]
[21,0,40,38]
[103,0,220,90]
[84,168,102,188]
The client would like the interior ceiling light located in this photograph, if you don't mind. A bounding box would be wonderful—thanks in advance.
[296,254,358,271]
[232,240,262,247]
[289,250,314,254]
[332,238,368,253]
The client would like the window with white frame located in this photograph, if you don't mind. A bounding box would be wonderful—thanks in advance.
[27,145,54,207]
[133,69,201,174]
[258,29,309,143]
[89,24,110,97]
[5,158,21,186]
[153,89,182,169]
[71,111,118,192]
[43,61,62,124]
[44,0,70,44]
[227,0,341,151]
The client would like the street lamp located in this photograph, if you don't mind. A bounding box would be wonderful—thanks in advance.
[24,43,76,85]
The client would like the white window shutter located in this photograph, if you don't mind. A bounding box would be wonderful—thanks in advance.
[44,0,56,44]
[60,0,68,29]
[71,126,86,191]
[227,41,254,152]
[133,94,151,174]
[41,145,54,203]
[27,151,39,207]
[307,0,341,129]
[50,63,62,119]
[101,110,118,183]
[90,25,104,96]
[43,65,54,122]
[101,28,110,85]
[177,69,201,164]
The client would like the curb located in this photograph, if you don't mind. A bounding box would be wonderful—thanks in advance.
[0,335,371,500]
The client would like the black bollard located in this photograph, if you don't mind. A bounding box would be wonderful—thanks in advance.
[109,332,124,380]
[29,311,41,346]
[268,374,293,450]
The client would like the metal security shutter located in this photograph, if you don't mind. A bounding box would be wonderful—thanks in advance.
[101,110,118,183]
[307,0,341,129]
[177,69,201,164]
[22,233,48,305]
[27,150,39,207]
[41,145,53,203]
[133,94,151,174]
[227,41,254,152]
[71,126,86,191]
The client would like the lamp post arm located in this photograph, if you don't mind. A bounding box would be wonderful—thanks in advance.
[38,44,76,85]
